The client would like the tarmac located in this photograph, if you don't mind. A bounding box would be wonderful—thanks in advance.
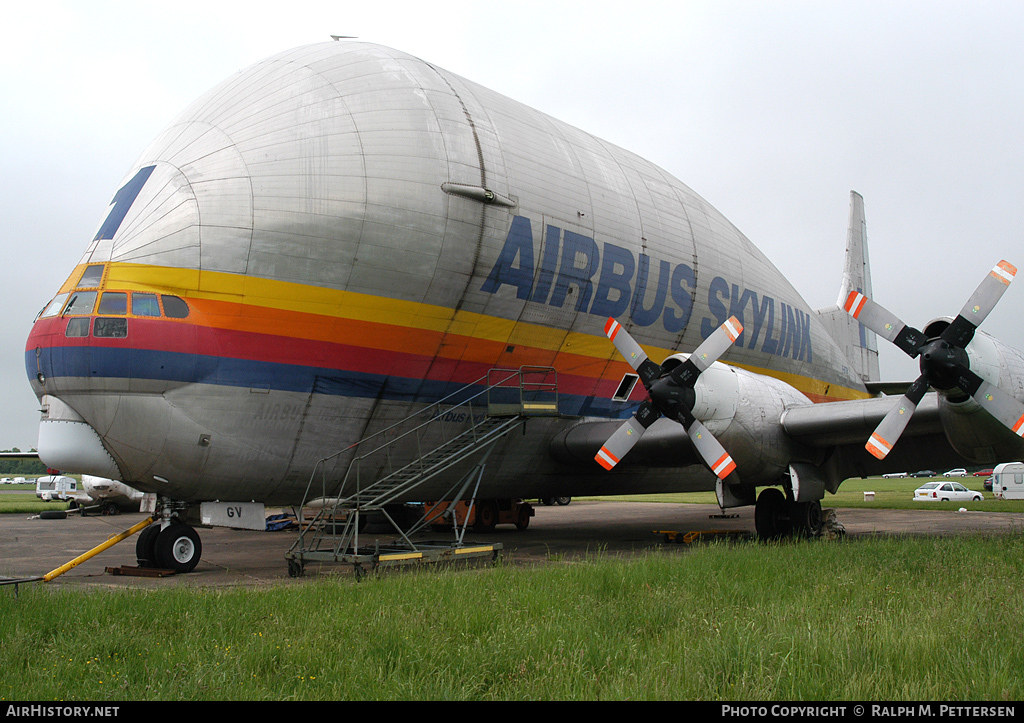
[4,500,1024,590]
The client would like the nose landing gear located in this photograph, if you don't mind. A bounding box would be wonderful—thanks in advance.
[136,519,203,573]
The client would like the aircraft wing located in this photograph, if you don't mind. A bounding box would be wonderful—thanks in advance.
[779,392,943,449]
[552,390,973,479]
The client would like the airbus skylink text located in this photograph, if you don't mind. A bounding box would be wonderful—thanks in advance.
[482,215,815,361]
[721,705,1016,718]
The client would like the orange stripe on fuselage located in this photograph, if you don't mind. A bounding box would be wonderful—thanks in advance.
[64,261,871,404]
[186,296,615,381]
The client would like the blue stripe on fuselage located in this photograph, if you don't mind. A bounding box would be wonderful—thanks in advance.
[28,346,632,420]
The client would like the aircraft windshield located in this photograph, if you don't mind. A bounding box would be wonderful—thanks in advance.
[98,292,128,315]
[63,291,97,316]
[39,294,69,319]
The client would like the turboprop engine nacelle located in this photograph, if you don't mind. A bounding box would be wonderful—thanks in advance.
[934,325,1024,463]
[552,356,818,491]
[658,354,817,485]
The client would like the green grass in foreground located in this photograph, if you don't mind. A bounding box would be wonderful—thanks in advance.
[3,534,1024,701]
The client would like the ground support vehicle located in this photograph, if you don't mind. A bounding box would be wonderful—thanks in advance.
[425,499,534,531]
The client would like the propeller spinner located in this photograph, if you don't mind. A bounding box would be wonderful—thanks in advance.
[844,260,1024,459]
[595,316,743,480]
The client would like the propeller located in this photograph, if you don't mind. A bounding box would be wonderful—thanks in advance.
[844,260,1024,459]
[595,316,743,480]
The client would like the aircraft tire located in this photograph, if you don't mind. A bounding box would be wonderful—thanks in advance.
[555,497,571,506]
[136,524,161,567]
[793,500,823,537]
[754,488,791,540]
[154,522,203,573]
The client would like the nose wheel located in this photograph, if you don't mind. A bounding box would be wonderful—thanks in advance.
[135,520,203,573]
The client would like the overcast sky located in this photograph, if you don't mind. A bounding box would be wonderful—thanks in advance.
[2,1,1022,449]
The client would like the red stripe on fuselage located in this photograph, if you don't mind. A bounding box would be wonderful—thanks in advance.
[27,295,866,404]
[27,313,636,400]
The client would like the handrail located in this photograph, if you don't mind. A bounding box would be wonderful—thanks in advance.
[290,366,558,560]
[297,366,558,516]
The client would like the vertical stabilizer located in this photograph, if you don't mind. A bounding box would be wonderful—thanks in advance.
[815,191,880,383]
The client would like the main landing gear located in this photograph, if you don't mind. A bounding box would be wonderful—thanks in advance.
[135,519,203,573]
[754,487,823,540]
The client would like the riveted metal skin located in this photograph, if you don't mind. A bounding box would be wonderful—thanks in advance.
[27,42,1021,506]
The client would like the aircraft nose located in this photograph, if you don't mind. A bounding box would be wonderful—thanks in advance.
[36,395,122,479]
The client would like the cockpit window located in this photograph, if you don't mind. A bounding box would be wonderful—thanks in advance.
[65,318,90,338]
[132,293,160,317]
[77,265,105,288]
[63,291,98,316]
[161,295,190,319]
[39,294,70,319]
[97,292,127,315]
[93,317,127,338]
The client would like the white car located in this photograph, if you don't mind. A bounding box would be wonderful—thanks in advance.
[944,468,968,477]
[914,481,983,502]
[882,472,908,478]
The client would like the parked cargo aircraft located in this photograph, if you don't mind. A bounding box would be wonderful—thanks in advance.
[78,476,145,515]
[25,41,1024,572]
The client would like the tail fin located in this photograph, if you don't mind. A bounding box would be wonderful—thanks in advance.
[814,191,880,383]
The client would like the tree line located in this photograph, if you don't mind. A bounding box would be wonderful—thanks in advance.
[0,449,47,475]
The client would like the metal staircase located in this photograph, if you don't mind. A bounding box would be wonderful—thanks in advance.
[285,367,559,577]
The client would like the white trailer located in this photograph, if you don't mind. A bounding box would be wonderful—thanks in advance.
[34,475,81,502]
[991,462,1024,499]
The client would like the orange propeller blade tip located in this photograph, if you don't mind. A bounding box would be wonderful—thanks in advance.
[712,453,737,479]
[865,432,892,460]
[992,261,1017,285]
[723,316,743,341]
[595,446,619,470]
[844,290,867,318]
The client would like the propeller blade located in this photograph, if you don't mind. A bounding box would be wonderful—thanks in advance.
[846,260,1018,458]
[843,290,926,357]
[599,316,743,475]
[669,316,743,387]
[683,417,737,480]
[691,316,743,373]
[604,317,661,387]
[864,377,930,460]
[942,260,1018,348]
[957,369,1024,438]
[594,401,659,470]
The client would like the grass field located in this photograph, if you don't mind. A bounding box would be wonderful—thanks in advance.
[0,482,83,515]
[5,476,1024,701]
[2,534,1023,700]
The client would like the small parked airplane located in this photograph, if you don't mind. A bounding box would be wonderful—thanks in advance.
[24,41,1024,572]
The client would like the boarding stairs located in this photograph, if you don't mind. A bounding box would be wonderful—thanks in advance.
[285,367,559,577]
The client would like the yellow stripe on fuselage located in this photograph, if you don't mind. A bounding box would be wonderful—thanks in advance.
[64,262,871,402]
